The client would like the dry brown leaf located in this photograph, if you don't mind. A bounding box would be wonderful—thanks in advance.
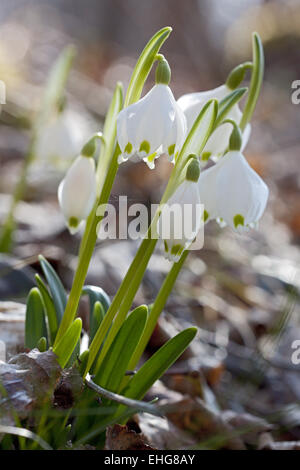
[0,349,61,425]
[105,423,156,450]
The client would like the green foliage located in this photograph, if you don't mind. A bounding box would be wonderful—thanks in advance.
[121,327,197,402]
[94,305,148,393]
[25,288,47,349]
[53,318,82,368]
[38,255,67,325]
[82,285,110,342]
[124,26,172,107]
[35,274,58,345]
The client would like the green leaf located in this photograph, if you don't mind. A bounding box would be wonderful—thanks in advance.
[240,32,264,131]
[77,349,90,376]
[94,305,148,393]
[177,99,218,168]
[122,327,197,402]
[215,87,248,127]
[90,301,105,343]
[124,26,172,107]
[25,288,47,349]
[53,318,82,368]
[38,255,67,325]
[35,274,58,345]
[82,285,110,341]
[95,82,124,193]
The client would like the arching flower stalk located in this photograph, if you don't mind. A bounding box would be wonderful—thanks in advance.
[117,57,187,168]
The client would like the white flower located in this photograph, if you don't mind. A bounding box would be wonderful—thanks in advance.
[58,155,97,234]
[198,150,269,231]
[35,110,87,167]
[157,178,202,262]
[117,84,186,169]
[177,85,251,163]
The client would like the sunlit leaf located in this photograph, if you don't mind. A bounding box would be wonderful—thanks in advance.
[53,318,82,368]
[38,255,67,325]
[25,288,47,350]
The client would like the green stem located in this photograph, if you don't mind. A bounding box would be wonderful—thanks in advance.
[129,249,189,371]
[54,147,120,345]
[91,236,158,375]
[240,32,264,131]
[87,170,180,376]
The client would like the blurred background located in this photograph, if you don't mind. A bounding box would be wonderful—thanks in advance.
[0,0,300,449]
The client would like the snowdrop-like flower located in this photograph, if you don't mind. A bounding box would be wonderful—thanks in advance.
[177,85,251,163]
[157,158,202,262]
[58,154,96,234]
[117,59,187,169]
[198,150,269,232]
[35,110,87,167]
[215,150,269,231]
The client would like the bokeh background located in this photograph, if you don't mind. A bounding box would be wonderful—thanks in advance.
[0,0,300,448]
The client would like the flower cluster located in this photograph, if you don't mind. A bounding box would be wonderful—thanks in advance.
[57,54,269,263]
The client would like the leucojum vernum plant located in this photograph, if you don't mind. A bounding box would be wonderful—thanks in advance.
[2,28,268,449]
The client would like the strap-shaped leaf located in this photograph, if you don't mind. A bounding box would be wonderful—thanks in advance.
[121,327,197,402]
[53,318,82,368]
[35,274,58,345]
[90,301,105,343]
[38,255,67,325]
[82,285,110,342]
[94,305,148,393]
[124,26,172,107]
[25,288,47,349]
[82,285,110,312]
[240,32,264,131]
[215,87,248,127]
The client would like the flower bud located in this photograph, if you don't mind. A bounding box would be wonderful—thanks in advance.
[58,154,96,234]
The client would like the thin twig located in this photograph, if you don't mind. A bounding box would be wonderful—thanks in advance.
[85,375,163,417]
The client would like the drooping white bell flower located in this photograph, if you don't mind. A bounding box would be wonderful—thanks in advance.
[198,149,269,232]
[197,162,220,222]
[58,154,97,234]
[117,59,187,169]
[215,150,269,231]
[157,158,202,262]
[35,110,88,168]
[177,85,251,163]
[162,102,187,162]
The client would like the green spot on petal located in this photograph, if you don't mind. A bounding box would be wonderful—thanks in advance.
[69,217,79,229]
[171,244,184,257]
[168,144,175,156]
[233,214,245,228]
[164,240,169,252]
[203,210,209,222]
[202,151,211,162]
[124,142,133,154]
[139,140,150,154]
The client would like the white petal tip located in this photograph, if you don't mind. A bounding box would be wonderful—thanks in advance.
[118,154,129,165]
